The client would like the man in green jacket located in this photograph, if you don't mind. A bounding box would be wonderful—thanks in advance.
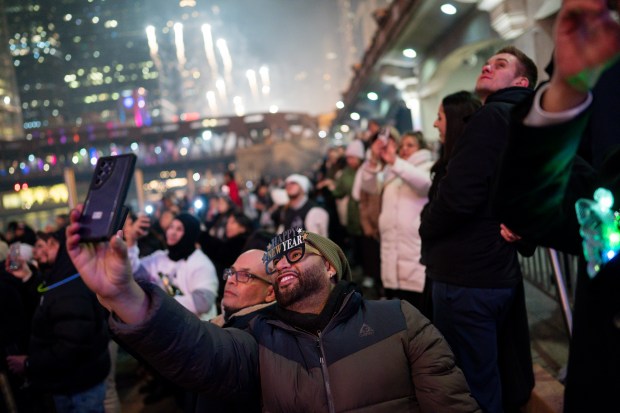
[66,211,480,413]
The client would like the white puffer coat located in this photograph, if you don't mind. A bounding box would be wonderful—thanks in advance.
[362,149,433,292]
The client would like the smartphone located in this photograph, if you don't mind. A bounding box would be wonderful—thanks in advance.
[115,206,130,234]
[378,127,390,145]
[79,154,137,242]
[8,242,20,270]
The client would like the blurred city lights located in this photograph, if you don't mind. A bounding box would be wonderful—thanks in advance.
[367,92,378,101]
[216,38,233,86]
[259,66,271,96]
[441,4,457,15]
[145,25,158,54]
[233,96,244,116]
[200,24,218,81]
[206,90,217,114]
[246,69,259,100]
[336,101,344,109]
[403,48,417,58]
[216,78,227,100]
[173,22,186,66]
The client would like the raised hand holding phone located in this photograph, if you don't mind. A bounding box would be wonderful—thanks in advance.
[66,205,149,324]
[79,154,136,242]
[8,242,21,270]
[123,214,151,247]
[5,245,32,281]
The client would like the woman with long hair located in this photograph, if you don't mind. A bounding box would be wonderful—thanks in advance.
[420,91,482,319]
[431,91,482,190]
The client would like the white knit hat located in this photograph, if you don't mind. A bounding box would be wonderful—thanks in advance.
[345,140,365,159]
[285,174,312,194]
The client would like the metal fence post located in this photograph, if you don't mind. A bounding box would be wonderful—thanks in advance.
[547,248,573,336]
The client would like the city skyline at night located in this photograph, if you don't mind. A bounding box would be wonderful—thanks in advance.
[1,0,388,136]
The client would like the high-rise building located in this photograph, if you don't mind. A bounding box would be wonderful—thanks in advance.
[4,0,160,131]
[3,0,386,135]
[0,0,23,140]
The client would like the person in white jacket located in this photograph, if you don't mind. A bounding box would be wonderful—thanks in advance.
[126,212,219,320]
[360,128,433,312]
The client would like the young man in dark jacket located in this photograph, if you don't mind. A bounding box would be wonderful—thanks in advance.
[66,214,481,413]
[6,229,110,413]
[496,1,620,411]
[419,46,538,412]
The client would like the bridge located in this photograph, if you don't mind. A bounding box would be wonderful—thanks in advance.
[0,111,326,225]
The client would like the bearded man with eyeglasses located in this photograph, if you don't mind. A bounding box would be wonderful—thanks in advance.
[65,215,481,413]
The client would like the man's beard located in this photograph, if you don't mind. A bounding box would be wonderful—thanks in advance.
[274,261,326,308]
[287,190,301,201]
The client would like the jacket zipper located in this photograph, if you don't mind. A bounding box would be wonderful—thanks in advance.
[264,291,355,412]
[317,330,336,413]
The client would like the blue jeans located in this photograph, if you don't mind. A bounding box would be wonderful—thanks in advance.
[432,281,517,413]
[52,381,106,413]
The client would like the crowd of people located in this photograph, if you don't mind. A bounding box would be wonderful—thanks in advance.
[1,0,619,411]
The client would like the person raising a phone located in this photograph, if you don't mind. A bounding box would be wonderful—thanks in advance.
[124,212,219,320]
[5,228,110,413]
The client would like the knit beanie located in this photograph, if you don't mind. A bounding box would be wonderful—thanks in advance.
[264,228,351,282]
[305,232,352,282]
[285,174,312,194]
[344,139,365,159]
[167,212,200,261]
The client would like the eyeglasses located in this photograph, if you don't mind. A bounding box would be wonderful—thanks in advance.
[223,268,272,285]
[265,243,322,275]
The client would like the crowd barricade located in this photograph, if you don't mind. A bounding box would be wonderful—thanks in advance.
[518,247,579,336]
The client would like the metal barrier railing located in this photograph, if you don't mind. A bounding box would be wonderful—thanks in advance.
[518,247,579,336]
